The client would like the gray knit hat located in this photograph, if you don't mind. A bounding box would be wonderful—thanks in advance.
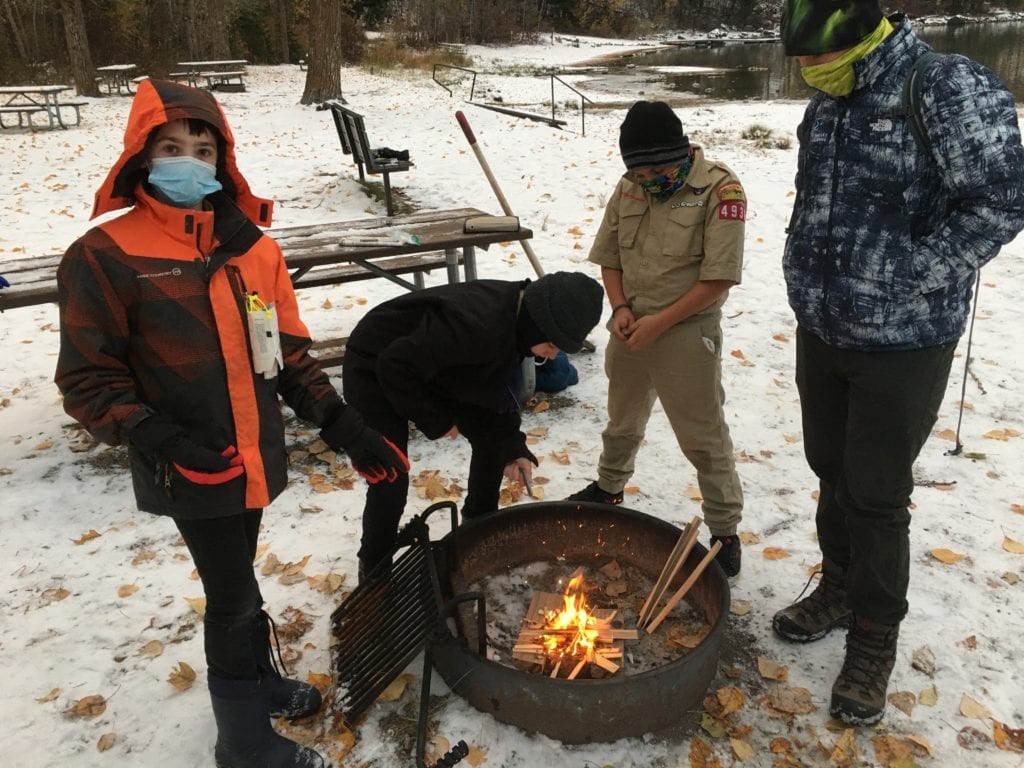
[619,101,691,171]
[522,272,604,354]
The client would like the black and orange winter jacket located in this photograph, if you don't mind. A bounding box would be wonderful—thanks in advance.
[55,80,342,518]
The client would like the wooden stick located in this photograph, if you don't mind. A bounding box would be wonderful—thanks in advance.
[567,658,588,680]
[645,540,722,634]
[638,516,701,628]
[591,653,620,674]
[549,658,562,678]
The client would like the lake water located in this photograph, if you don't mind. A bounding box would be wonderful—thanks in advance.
[603,20,1024,102]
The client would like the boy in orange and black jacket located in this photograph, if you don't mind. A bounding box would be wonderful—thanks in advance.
[55,79,407,768]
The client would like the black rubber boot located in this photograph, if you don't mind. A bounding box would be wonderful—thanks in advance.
[772,559,852,642]
[830,617,900,726]
[252,611,322,720]
[209,674,324,768]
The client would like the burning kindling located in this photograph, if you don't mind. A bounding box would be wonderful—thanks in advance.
[511,568,638,679]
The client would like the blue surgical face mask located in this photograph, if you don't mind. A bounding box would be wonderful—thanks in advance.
[147,156,223,207]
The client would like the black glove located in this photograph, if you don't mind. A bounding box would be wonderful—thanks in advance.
[320,405,409,484]
[131,414,244,484]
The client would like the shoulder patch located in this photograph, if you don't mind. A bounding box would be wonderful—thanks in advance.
[717,182,745,202]
[718,202,746,221]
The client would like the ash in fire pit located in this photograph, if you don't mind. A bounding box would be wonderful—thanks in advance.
[471,559,711,678]
[431,501,730,744]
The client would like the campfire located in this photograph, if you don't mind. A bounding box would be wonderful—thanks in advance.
[329,500,731,752]
[511,568,638,679]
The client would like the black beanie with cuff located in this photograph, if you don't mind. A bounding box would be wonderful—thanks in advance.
[521,272,604,354]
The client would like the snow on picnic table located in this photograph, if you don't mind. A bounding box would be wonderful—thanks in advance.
[1,32,1022,768]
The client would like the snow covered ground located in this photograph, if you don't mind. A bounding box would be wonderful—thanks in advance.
[1,33,1023,768]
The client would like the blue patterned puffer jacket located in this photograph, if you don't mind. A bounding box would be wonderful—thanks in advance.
[783,16,1024,351]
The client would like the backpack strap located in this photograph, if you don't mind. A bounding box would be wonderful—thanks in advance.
[903,51,945,154]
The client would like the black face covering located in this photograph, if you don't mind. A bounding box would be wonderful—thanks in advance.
[515,302,547,357]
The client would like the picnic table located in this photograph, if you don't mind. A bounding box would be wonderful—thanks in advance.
[0,84,78,130]
[95,64,139,95]
[173,60,248,91]
[0,207,532,312]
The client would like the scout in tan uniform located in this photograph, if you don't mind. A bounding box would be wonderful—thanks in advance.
[568,100,745,577]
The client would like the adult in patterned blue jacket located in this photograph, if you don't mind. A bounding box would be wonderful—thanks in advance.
[773,0,1024,727]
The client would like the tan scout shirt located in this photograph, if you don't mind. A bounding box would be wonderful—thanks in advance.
[588,146,745,319]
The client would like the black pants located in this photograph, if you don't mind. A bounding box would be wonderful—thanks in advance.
[175,510,264,679]
[343,354,509,568]
[796,328,955,626]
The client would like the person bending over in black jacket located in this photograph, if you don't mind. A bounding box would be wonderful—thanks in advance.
[343,271,603,574]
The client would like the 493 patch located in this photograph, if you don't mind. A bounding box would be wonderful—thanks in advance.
[718,201,746,221]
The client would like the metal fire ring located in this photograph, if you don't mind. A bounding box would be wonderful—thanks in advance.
[430,501,730,744]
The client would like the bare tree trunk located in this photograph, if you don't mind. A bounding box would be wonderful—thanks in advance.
[276,0,290,63]
[300,0,344,104]
[1,0,29,62]
[58,0,99,95]
[197,0,232,58]
[184,0,199,59]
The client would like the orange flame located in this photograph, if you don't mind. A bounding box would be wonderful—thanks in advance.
[541,571,599,660]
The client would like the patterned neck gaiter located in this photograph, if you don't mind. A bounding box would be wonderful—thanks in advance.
[638,156,693,203]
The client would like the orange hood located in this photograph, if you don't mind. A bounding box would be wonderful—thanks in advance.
[92,79,273,227]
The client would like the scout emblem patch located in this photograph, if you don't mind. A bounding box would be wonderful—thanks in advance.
[717,183,745,202]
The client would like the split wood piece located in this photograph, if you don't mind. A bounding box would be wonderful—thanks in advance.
[638,516,701,628]
[591,651,620,674]
[645,540,722,635]
[567,657,588,680]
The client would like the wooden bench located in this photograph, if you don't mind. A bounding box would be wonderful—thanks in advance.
[326,101,413,217]
[200,71,246,91]
[0,105,46,129]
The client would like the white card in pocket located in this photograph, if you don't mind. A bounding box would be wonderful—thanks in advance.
[246,296,283,379]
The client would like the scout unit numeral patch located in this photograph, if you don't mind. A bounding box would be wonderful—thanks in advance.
[719,202,746,221]
[716,182,746,220]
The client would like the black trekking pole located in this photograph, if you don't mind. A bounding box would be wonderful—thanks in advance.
[945,271,983,457]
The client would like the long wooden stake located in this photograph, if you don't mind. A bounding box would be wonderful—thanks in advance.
[637,516,700,628]
[645,541,722,634]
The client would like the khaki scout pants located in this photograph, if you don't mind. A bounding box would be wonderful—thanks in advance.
[597,313,743,535]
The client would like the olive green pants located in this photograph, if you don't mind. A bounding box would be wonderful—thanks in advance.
[597,313,743,535]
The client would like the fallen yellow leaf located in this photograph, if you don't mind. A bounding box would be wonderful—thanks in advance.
[1002,536,1024,554]
[731,737,755,761]
[185,596,206,616]
[35,687,61,703]
[138,639,164,659]
[117,584,139,598]
[960,693,992,720]
[168,661,197,691]
[716,686,746,716]
[97,733,116,752]
[930,548,965,565]
[918,684,938,707]
[73,529,101,545]
[763,547,791,560]
[757,656,789,682]
[66,694,106,718]
[378,672,414,702]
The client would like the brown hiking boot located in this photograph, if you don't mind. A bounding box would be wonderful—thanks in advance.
[772,560,851,642]
[830,617,900,726]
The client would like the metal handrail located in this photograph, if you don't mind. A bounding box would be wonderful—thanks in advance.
[550,74,595,135]
[432,63,478,101]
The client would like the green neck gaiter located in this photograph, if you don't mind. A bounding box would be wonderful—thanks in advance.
[800,16,893,97]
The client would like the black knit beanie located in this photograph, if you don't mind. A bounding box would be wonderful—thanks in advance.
[781,0,884,56]
[522,272,604,354]
[619,101,691,171]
